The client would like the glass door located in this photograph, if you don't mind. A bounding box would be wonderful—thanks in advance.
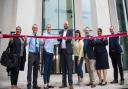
[42,0,75,74]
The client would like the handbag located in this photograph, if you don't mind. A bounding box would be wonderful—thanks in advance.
[0,41,19,68]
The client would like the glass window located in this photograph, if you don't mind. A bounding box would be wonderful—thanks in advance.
[116,0,128,69]
[42,0,75,35]
[81,0,92,28]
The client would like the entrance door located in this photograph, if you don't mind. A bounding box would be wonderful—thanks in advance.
[42,0,75,73]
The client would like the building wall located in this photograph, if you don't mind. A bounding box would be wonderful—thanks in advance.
[0,0,123,81]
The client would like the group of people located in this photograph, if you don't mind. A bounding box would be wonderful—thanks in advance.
[1,20,125,89]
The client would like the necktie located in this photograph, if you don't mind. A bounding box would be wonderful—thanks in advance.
[35,34,38,53]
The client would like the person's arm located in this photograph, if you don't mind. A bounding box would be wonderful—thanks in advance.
[78,40,84,60]
[103,38,108,45]
[66,30,73,43]
[57,30,63,42]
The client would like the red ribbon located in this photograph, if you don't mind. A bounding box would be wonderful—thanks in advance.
[0,33,128,39]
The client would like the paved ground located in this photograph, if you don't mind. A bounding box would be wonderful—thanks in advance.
[0,71,128,89]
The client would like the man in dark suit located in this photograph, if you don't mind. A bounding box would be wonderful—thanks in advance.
[109,26,124,85]
[83,27,96,88]
[58,20,74,89]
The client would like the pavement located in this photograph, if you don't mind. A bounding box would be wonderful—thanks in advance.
[0,71,128,89]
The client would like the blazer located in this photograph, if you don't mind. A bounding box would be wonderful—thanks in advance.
[58,29,73,54]
[109,37,122,53]
[83,38,95,59]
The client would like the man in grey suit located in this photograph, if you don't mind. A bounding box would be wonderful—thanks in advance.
[58,20,74,89]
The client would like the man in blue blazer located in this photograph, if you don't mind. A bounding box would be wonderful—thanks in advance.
[83,27,96,88]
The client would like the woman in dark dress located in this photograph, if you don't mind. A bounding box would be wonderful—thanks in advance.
[94,28,109,85]
[8,26,26,89]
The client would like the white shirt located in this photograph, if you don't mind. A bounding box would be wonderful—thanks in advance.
[61,30,67,48]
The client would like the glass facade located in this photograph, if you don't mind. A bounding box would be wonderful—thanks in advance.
[81,0,92,28]
[42,0,75,35]
[116,0,128,69]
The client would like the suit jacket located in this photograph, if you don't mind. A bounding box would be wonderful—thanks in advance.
[109,37,122,53]
[83,38,95,59]
[58,29,73,54]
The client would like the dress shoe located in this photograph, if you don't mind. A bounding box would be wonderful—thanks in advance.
[59,85,67,88]
[33,86,41,89]
[120,80,124,85]
[27,85,31,89]
[102,82,107,86]
[44,87,49,89]
[91,84,96,88]
[110,80,118,84]
[86,83,91,86]
[47,85,54,88]
[69,85,74,89]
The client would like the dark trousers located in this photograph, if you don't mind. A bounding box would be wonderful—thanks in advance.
[10,70,19,85]
[60,49,73,86]
[109,52,124,81]
[75,56,83,78]
[43,50,53,84]
[27,52,40,87]
[10,55,20,85]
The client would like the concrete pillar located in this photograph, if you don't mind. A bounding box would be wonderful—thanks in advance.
[90,0,111,35]
[16,0,42,82]
[0,0,17,81]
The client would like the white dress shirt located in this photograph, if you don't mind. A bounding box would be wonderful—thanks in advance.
[61,30,67,49]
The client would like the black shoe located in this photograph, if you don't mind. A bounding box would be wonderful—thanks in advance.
[47,85,54,88]
[33,86,41,89]
[110,80,118,84]
[69,85,74,89]
[86,83,91,86]
[59,85,67,88]
[27,85,31,89]
[91,84,96,88]
[98,82,102,85]
[44,87,49,89]
[102,82,107,86]
[120,80,124,85]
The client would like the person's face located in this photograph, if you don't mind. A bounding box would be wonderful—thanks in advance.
[32,25,38,34]
[109,27,114,34]
[64,21,69,29]
[97,29,102,36]
[16,27,22,35]
[47,24,51,33]
[75,32,80,37]
[84,30,89,35]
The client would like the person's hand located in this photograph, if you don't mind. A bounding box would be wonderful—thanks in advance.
[0,34,3,38]
[77,60,80,64]
[24,35,27,41]
[63,36,67,40]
